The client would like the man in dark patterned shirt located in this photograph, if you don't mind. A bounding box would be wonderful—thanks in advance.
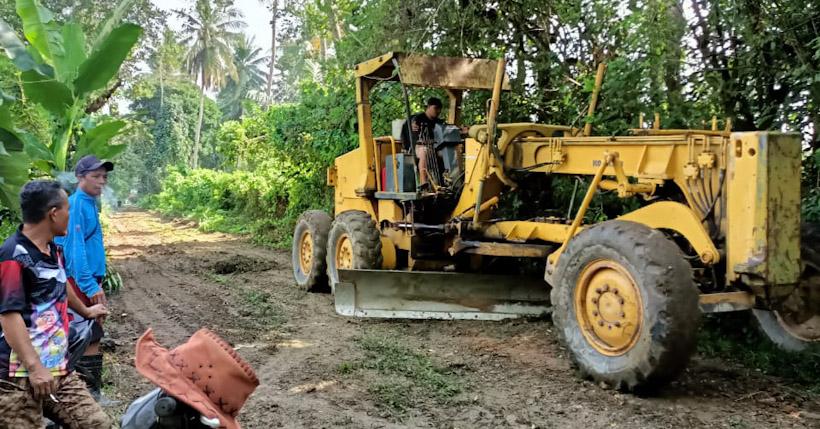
[0,180,111,428]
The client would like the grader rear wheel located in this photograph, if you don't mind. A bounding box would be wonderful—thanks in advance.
[753,223,820,351]
[292,210,332,292]
[551,220,700,391]
[326,211,383,290]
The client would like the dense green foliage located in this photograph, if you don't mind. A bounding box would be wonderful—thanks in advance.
[115,78,222,195]
[2,0,819,233]
[147,0,820,243]
[150,98,334,245]
[0,0,142,211]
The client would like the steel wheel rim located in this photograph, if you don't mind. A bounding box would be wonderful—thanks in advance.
[298,230,313,274]
[774,310,820,342]
[574,259,643,356]
[773,302,820,343]
[335,234,353,270]
[770,280,820,343]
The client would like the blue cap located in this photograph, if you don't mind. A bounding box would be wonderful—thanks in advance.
[74,155,114,176]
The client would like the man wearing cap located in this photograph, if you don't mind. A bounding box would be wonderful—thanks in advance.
[0,180,111,428]
[55,155,114,401]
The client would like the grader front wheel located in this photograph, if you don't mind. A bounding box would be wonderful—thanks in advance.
[551,220,700,390]
[326,211,383,289]
[292,210,332,292]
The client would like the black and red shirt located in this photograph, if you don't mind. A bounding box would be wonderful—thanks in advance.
[0,228,69,379]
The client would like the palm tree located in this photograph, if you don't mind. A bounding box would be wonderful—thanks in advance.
[218,36,268,119]
[176,0,244,168]
[258,0,279,104]
[148,28,186,110]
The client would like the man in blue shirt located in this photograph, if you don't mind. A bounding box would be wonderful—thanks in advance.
[56,155,113,401]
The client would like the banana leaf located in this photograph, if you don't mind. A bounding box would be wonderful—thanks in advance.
[20,69,74,116]
[0,17,51,76]
[53,22,86,84]
[74,120,128,160]
[16,0,60,65]
[74,23,141,97]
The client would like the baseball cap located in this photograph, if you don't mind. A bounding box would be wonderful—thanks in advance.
[74,155,114,176]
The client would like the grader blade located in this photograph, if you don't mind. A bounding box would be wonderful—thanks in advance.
[335,269,551,320]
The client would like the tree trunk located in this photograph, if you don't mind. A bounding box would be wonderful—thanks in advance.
[192,87,205,169]
[84,79,123,114]
[266,0,279,103]
[326,0,342,42]
[514,32,526,93]
[159,53,165,110]
[663,1,686,127]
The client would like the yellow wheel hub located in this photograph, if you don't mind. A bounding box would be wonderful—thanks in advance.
[574,260,643,356]
[335,234,353,269]
[298,230,313,274]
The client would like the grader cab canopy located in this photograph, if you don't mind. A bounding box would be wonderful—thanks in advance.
[354,52,512,90]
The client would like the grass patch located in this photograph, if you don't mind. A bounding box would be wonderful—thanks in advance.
[204,270,285,328]
[368,379,416,413]
[337,361,355,375]
[698,313,820,394]
[240,289,285,326]
[204,272,229,285]
[341,334,463,416]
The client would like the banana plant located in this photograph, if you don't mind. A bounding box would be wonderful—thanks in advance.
[0,92,31,210]
[0,0,141,211]
[0,0,141,172]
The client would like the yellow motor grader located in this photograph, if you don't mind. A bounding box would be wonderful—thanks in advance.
[291,52,819,390]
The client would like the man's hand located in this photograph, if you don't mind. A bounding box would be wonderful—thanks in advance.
[85,304,109,321]
[28,364,56,400]
[411,120,420,132]
[90,290,107,306]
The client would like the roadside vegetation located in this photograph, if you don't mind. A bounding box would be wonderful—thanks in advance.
[1,0,819,244]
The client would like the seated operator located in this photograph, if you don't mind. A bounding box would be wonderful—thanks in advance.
[401,97,468,187]
[401,97,443,187]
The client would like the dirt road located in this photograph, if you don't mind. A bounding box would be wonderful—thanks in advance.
[102,210,819,428]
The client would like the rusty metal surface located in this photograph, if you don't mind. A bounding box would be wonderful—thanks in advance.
[335,269,550,320]
[698,292,755,313]
[726,132,801,289]
[354,52,511,90]
[449,239,552,258]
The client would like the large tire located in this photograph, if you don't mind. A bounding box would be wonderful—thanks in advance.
[753,223,820,351]
[326,211,383,289]
[292,210,332,292]
[550,220,700,391]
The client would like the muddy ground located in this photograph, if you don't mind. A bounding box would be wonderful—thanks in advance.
[101,210,820,428]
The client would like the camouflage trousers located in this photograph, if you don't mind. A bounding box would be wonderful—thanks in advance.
[0,372,112,429]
